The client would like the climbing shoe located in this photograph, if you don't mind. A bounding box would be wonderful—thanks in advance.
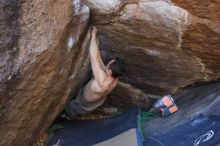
[149,95,178,117]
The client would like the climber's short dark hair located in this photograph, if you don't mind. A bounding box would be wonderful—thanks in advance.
[109,57,125,78]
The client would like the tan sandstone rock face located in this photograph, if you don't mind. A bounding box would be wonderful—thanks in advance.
[84,0,220,98]
[0,0,90,145]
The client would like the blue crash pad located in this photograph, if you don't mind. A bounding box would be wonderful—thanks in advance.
[47,107,139,146]
[144,114,220,146]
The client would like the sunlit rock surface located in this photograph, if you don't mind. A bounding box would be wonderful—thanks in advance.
[0,0,90,145]
[84,0,220,96]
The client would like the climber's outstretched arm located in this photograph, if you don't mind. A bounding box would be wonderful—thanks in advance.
[89,27,106,86]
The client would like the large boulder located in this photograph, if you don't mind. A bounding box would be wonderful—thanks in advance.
[0,0,91,145]
[84,0,220,96]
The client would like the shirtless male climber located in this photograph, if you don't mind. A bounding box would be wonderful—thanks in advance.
[65,27,125,118]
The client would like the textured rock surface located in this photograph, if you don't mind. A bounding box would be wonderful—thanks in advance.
[84,0,220,96]
[0,0,91,145]
[104,81,152,110]
[172,0,220,20]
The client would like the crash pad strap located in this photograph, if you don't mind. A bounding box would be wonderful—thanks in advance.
[138,107,155,141]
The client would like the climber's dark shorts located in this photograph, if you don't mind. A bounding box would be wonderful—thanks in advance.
[65,88,106,118]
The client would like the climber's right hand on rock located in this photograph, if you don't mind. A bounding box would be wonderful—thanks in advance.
[91,26,97,38]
